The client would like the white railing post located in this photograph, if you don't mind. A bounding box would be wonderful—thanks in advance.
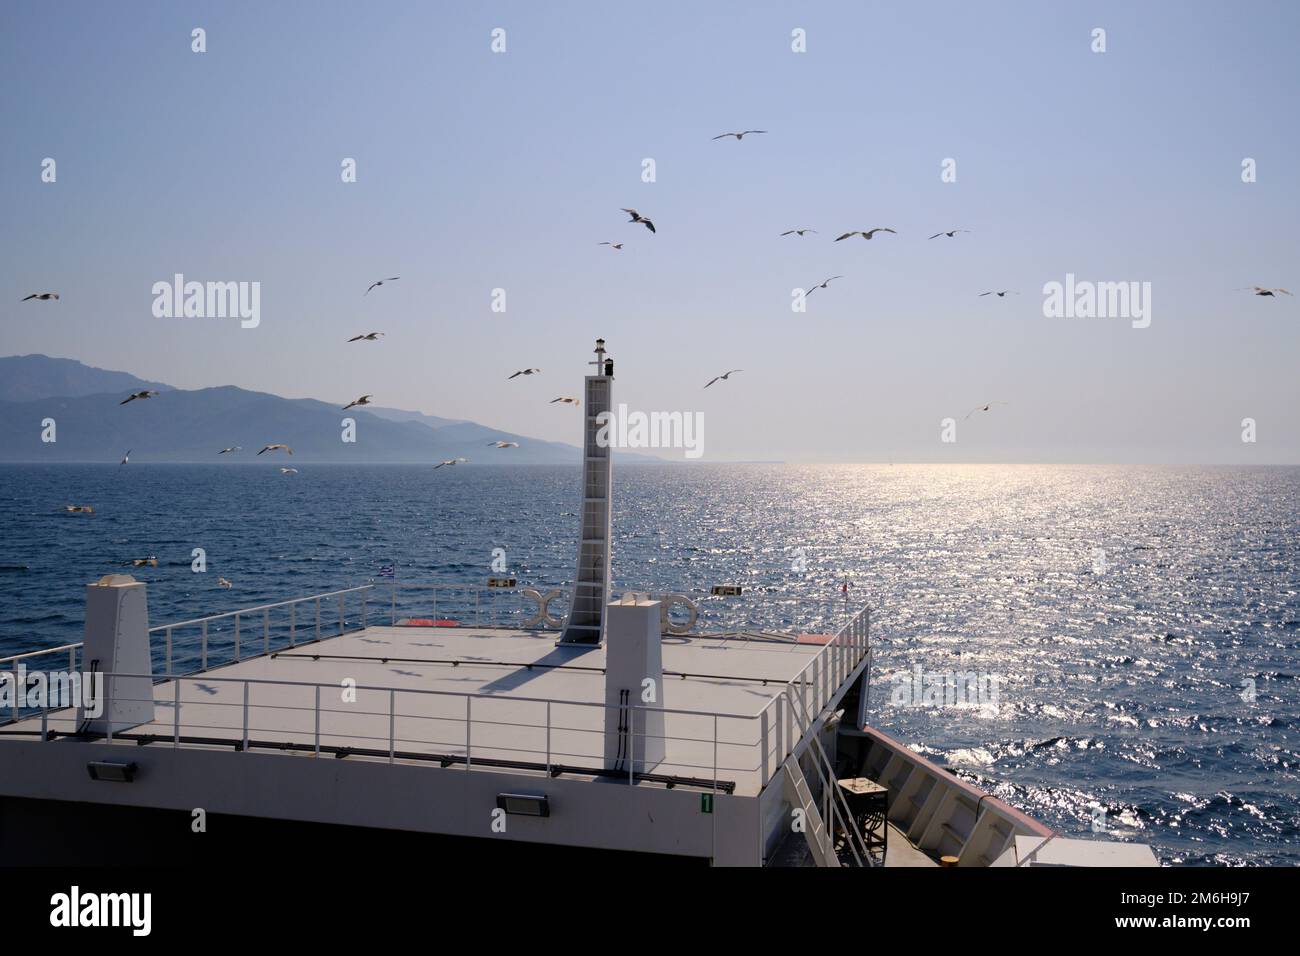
[165,627,173,676]
[545,701,551,774]
[201,621,208,671]
[314,684,321,756]
[242,681,250,753]
[388,689,395,764]
[234,613,241,661]
[338,594,344,635]
[390,584,396,625]
[315,597,321,641]
[760,703,770,787]
[263,608,270,655]
[465,696,472,770]
[173,680,180,747]
[712,715,719,794]
[361,590,368,629]
[290,603,296,646]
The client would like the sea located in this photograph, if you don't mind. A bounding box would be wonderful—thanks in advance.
[1,462,1297,866]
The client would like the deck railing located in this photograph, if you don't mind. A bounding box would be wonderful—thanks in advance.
[1,587,872,790]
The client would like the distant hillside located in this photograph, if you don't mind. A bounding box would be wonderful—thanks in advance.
[0,354,169,403]
[0,354,661,464]
[364,406,467,430]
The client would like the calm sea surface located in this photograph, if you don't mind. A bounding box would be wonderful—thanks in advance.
[1,463,1297,865]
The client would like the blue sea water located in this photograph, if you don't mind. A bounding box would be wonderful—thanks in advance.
[1,462,1297,866]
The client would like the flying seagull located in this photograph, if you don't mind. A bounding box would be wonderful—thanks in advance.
[550,397,580,406]
[119,450,131,467]
[21,292,59,301]
[124,557,158,568]
[342,395,373,410]
[704,370,743,389]
[508,368,541,379]
[218,577,234,589]
[979,290,1019,297]
[63,505,94,513]
[488,440,520,448]
[1239,286,1293,297]
[434,458,468,469]
[119,390,159,405]
[348,332,384,342]
[364,277,399,295]
[279,467,298,475]
[712,130,767,140]
[219,446,241,454]
[621,208,656,233]
[928,229,971,240]
[806,276,843,296]
[835,229,897,241]
[780,228,817,237]
[598,242,624,250]
[964,402,1008,420]
[257,444,292,455]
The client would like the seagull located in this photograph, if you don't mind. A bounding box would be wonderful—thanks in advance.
[780,228,817,237]
[257,444,292,455]
[704,370,743,389]
[964,402,1008,420]
[550,397,580,406]
[119,450,131,467]
[598,242,624,250]
[217,577,233,589]
[434,458,468,469]
[488,440,520,448]
[63,505,94,514]
[508,368,541,379]
[1239,286,1294,297]
[348,332,384,342]
[279,467,298,475]
[712,130,767,140]
[21,292,59,301]
[219,446,241,454]
[342,395,373,410]
[806,276,843,296]
[835,229,897,241]
[119,391,159,405]
[364,277,399,295]
[124,557,158,568]
[979,290,1019,297]
[928,229,971,240]
[621,208,656,233]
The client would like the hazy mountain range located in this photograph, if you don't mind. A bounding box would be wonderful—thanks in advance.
[0,354,658,464]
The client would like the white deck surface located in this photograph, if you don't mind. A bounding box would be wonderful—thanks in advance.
[4,624,826,796]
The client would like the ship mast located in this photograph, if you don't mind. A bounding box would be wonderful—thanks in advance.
[559,339,614,644]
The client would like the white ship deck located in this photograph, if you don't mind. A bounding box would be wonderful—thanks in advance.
[1,621,855,798]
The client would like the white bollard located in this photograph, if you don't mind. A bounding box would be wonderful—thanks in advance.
[79,574,155,735]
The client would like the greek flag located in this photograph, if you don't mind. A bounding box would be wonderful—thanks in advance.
[378,564,395,578]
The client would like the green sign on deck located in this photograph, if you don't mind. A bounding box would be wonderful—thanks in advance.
[701,793,713,814]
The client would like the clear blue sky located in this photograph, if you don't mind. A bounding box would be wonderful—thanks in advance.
[2,1,1298,462]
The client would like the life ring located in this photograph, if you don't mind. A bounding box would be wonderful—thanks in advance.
[521,588,565,629]
[659,593,697,634]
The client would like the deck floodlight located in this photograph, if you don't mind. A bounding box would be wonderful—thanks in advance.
[497,792,550,817]
[87,760,137,783]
